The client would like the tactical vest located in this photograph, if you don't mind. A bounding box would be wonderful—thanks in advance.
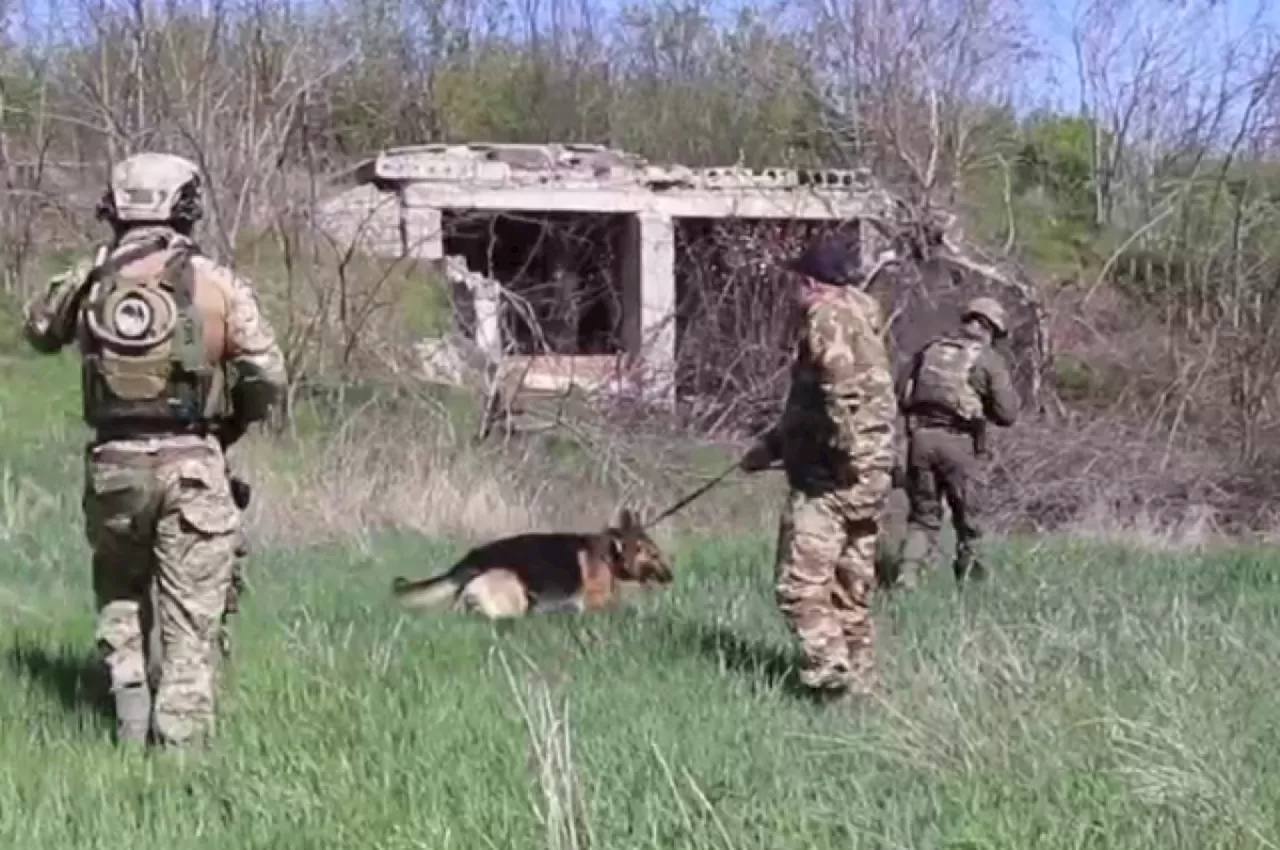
[908,336,984,422]
[79,238,228,432]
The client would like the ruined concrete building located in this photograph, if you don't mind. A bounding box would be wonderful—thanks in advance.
[317,142,1045,416]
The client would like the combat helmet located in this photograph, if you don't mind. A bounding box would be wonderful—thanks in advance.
[962,296,1008,338]
[96,152,204,227]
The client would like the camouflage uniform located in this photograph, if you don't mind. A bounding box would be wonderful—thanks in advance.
[742,239,897,698]
[895,297,1018,588]
[22,153,286,748]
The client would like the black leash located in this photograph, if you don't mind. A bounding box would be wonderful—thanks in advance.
[644,460,745,530]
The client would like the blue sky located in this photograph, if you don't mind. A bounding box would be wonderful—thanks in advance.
[1024,0,1280,112]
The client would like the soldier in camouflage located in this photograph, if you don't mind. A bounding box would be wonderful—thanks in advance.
[894,297,1018,590]
[22,152,287,748]
[739,237,897,701]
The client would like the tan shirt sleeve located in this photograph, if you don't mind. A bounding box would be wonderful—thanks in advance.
[195,258,288,390]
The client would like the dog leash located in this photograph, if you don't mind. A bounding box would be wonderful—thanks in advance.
[643,460,745,530]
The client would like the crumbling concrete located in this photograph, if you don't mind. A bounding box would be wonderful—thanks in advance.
[317,142,1046,411]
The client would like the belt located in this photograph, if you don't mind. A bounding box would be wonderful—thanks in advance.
[906,407,968,431]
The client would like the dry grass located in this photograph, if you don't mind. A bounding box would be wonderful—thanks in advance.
[1065,499,1223,551]
[231,398,781,556]
[6,351,1280,850]
[236,420,553,552]
[986,412,1244,537]
[225,387,1257,569]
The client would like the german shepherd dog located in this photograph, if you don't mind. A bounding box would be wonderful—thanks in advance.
[391,507,673,619]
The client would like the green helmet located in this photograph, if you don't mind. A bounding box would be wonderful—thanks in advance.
[962,297,1008,337]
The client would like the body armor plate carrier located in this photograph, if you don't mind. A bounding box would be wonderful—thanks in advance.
[908,336,984,423]
[80,238,226,432]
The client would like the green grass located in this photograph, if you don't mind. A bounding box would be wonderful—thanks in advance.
[2,353,1280,848]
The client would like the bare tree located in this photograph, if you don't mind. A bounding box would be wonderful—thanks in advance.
[795,0,1036,203]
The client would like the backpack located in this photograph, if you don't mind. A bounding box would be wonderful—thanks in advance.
[79,237,225,429]
[908,336,984,421]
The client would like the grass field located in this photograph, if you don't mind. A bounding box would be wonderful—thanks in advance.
[2,350,1280,849]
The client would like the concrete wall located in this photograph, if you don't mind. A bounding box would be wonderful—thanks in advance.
[314,183,403,257]
[400,182,895,221]
[634,213,676,404]
[324,179,905,409]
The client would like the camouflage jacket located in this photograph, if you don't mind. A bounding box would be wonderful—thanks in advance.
[897,324,1019,430]
[23,226,287,449]
[759,285,897,489]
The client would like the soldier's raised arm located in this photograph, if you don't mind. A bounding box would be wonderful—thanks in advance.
[21,256,100,354]
[974,348,1018,427]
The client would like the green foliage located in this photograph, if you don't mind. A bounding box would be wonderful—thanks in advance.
[1014,113,1097,225]
[2,358,1280,849]
[0,68,43,136]
[394,270,452,338]
[4,518,1280,846]
[0,290,25,355]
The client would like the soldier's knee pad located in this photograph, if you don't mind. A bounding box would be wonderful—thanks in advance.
[109,652,148,692]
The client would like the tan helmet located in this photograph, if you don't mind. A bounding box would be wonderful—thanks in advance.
[962,296,1008,336]
[103,152,203,223]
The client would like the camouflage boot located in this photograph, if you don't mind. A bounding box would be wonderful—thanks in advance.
[113,683,152,746]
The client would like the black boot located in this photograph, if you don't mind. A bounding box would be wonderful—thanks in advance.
[953,540,987,584]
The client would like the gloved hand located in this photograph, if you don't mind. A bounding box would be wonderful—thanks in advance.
[229,476,252,510]
[739,441,775,473]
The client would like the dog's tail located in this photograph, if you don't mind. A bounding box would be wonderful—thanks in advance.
[391,573,462,611]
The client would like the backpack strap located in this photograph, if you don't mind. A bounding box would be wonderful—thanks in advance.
[91,235,172,285]
[165,243,205,374]
[160,242,218,424]
[72,234,173,321]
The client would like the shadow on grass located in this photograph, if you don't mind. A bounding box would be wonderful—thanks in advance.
[663,617,825,702]
[5,637,114,731]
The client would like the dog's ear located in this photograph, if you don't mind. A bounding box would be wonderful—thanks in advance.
[608,533,625,562]
[608,505,638,532]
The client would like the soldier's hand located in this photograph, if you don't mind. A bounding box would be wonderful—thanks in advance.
[229,476,252,510]
[739,442,775,474]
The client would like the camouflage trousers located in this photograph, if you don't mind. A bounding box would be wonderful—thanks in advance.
[899,425,988,588]
[83,437,240,748]
[773,468,892,696]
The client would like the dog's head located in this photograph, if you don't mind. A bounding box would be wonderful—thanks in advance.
[603,506,673,585]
